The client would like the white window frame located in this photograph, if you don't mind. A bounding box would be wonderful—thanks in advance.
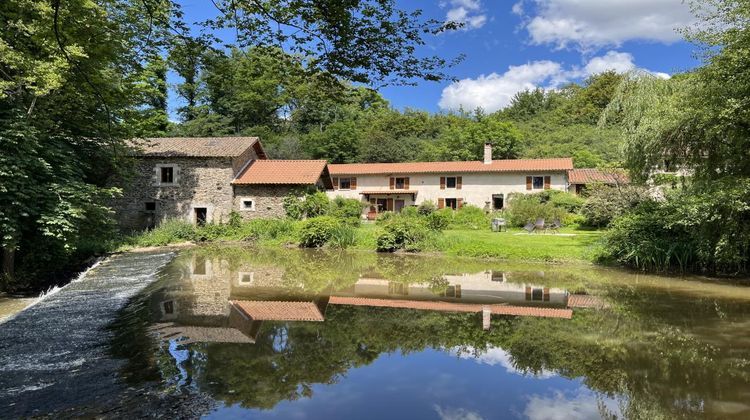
[239,197,256,211]
[154,163,179,186]
[531,176,545,190]
[238,271,255,286]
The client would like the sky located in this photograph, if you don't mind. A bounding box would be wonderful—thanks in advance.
[171,0,702,116]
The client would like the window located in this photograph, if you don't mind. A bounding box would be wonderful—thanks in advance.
[440,285,462,298]
[241,199,255,211]
[144,202,156,212]
[238,272,254,285]
[388,282,408,295]
[193,256,207,275]
[491,271,506,282]
[492,194,504,210]
[339,177,351,190]
[163,300,174,315]
[532,176,544,190]
[160,166,174,183]
[446,177,457,188]
[531,288,544,301]
[395,177,407,189]
[445,198,458,210]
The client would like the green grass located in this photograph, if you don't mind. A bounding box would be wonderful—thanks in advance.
[121,218,603,263]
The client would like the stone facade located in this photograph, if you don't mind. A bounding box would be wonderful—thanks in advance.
[113,152,258,231]
[232,184,299,220]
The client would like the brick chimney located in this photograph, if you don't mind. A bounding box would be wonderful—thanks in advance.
[483,142,492,164]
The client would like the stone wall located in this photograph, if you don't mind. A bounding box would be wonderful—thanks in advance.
[232,184,298,220]
[112,157,237,231]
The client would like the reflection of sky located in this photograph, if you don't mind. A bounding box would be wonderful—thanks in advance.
[202,348,620,419]
[451,346,556,379]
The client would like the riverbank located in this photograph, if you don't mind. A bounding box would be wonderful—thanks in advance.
[119,219,603,264]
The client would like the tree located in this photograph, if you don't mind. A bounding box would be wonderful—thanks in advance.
[169,39,205,122]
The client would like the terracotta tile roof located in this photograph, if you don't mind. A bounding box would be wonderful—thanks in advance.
[230,300,325,321]
[328,158,573,176]
[328,296,572,319]
[358,190,418,195]
[567,168,629,185]
[128,137,260,157]
[232,159,332,188]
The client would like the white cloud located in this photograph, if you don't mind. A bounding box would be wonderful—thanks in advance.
[443,0,488,30]
[434,405,485,420]
[451,346,556,379]
[438,51,670,112]
[517,0,697,50]
[438,61,562,112]
[524,389,621,420]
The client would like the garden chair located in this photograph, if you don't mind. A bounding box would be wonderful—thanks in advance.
[548,219,561,234]
[534,218,545,233]
[523,221,535,234]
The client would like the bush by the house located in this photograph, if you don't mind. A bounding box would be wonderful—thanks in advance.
[417,200,437,215]
[580,184,648,228]
[505,193,567,227]
[283,190,330,219]
[298,216,341,247]
[376,216,431,252]
[449,205,490,230]
[329,196,364,223]
[426,209,451,231]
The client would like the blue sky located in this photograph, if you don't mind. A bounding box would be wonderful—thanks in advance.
[171,0,701,116]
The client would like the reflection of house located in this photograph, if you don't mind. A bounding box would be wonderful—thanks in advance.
[328,143,573,215]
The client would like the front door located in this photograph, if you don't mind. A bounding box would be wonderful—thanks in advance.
[194,207,207,226]
[395,200,405,213]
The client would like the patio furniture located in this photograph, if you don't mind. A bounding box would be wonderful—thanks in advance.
[523,221,535,234]
[548,219,561,234]
[534,218,545,233]
[491,218,507,232]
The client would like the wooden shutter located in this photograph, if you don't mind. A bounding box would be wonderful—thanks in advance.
[332,177,339,190]
[389,177,395,190]
[350,177,357,190]
[386,198,394,211]
[525,286,532,300]
[438,198,445,209]
[543,287,550,302]
[457,198,463,209]
[526,176,532,190]
[404,177,409,190]
[440,177,446,189]
[544,176,551,190]
[456,176,462,190]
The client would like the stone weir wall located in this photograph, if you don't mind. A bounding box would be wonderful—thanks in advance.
[112,157,237,231]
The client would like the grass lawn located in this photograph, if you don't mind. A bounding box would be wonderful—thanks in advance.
[351,223,602,263]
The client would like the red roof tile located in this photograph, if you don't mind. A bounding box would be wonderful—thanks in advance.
[232,160,332,188]
[328,158,573,176]
[358,190,418,195]
[328,296,572,319]
[231,300,325,321]
[567,168,629,185]
[128,137,261,157]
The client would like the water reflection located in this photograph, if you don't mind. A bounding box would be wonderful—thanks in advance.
[113,246,750,419]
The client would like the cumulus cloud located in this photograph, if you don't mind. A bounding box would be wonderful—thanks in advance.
[451,346,556,379]
[524,389,621,420]
[443,0,488,30]
[517,0,697,50]
[438,51,669,112]
[434,405,485,420]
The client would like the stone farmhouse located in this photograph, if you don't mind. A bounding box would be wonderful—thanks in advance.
[113,137,332,231]
[327,143,575,217]
[113,138,624,229]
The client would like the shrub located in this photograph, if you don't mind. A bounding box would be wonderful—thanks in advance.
[283,190,331,219]
[505,193,566,227]
[375,211,396,224]
[329,197,364,221]
[245,219,298,241]
[548,191,585,213]
[450,205,489,230]
[580,184,648,227]
[299,216,340,247]
[427,208,452,231]
[417,200,437,215]
[328,224,357,249]
[376,217,431,252]
[401,206,419,218]
[133,219,195,246]
[227,211,243,228]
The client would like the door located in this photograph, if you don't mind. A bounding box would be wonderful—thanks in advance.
[395,200,405,213]
[194,207,207,226]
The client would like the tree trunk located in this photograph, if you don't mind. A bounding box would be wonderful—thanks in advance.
[2,246,15,280]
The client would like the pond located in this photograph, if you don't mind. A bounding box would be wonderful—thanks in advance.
[111,246,750,419]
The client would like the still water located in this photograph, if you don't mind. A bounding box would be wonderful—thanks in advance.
[112,246,750,419]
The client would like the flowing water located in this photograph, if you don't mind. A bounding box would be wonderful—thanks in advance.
[2,246,750,418]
